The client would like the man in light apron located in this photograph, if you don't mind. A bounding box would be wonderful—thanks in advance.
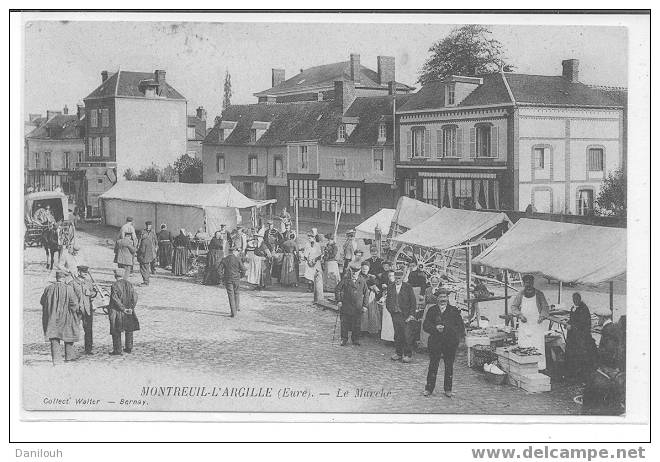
[510,274,550,371]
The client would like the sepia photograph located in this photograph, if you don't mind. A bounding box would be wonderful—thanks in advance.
[14,10,649,433]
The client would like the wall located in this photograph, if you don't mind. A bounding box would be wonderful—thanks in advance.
[517,107,622,214]
[186,140,203,159]
[85,97,116,162]
[286,142,319,175]
[114,98,187,177]
[26,138,85,170]
[318,145,394,184]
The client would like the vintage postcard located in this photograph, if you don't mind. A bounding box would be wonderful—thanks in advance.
[17,11,649,426]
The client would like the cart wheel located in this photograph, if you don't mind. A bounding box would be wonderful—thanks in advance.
[394,244,451,278]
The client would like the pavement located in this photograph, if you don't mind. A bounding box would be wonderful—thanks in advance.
[22,225,586,415]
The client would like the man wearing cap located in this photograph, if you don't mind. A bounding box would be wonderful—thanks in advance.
[423,289,465,397]
[137,221,157,286]
[141,221,159,274]
[365,245,383,278]
[157,223,174,269]
[385,269,417,362]
[219,246,246,317]
[40,270,81,364]
[342,229,358,276]
[119,216,137,246]
[114,232,136,279]
[68,266,98,354]
[510,274,550,371]
[335,262,370,346]
[108,268,139,355]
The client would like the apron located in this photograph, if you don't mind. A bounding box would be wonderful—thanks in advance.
[517,293,547,370]
[380,295,395,342]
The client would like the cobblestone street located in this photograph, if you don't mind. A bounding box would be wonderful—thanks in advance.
[22,226,584,415]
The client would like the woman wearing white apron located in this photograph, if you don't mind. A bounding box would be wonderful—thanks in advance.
[379,269,395,342]
[510,274,550,371]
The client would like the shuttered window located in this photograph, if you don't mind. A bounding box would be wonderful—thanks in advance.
[587,148,604,171]
[102,137,110,157]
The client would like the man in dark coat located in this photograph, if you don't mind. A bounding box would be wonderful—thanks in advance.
[41,270,81,364]
[364,245,383,277]
[68,265,97,354]
[141,221,159,274]
[157,224,174,269]
[385,269,417,362]
[137,222,157,286]
[115,232,136,279]
[565,292,597,382]
[219,246,246,317]
[108,269,139,355]
[335,262,370,346]
[423,289,465,397]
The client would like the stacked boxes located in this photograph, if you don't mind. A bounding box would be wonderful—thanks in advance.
[496,347,552,393]
[466,334,491,367]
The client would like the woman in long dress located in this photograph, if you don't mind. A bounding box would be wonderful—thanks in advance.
[245,236,263,286]
[322,235,341,292]
[379,263,395,342]
[301,233,322,292]
[171,229,191,276]
[280,233,298,287]
[202,231,224,285]
[254,236,274,289]
[157,224,173,269]
[360,268,383,336]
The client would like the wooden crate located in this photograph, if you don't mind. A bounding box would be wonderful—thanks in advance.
[466,336,491,367]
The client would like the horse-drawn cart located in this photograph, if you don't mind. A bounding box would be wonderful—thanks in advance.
[24,190,76,250]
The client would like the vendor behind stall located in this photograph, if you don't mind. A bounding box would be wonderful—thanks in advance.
[510,274,550,371]
[565,292,597,382]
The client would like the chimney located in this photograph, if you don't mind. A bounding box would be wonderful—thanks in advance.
[101,70,109,82]
[76,103,84,120]
[155,69,166,84]
[562,59,579,83]
[63,105,69,115]
[272,68,285,88]
[334,80,356,114]
[196,106,207,121]
[350,53,360,83]
[377,56,395,85]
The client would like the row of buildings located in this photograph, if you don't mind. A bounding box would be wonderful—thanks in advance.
[25,53,626,222]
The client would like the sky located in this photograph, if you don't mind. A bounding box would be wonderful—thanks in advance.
[23,20,628,121]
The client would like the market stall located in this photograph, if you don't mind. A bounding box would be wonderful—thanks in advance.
[355,208,395,241]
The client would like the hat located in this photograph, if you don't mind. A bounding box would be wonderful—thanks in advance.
[394,270,404,277]
[55,270,67,279]
[434,288,451,296]
[307,231,315,238]
[72,243,81,251]
[522,274,535,282]
[369,244,378,252]
[126,216,133,222]
[346,229,355,235]
[360,261,371,268]
[145,221,152,225]
[267,220,274,225]
[592,305,613,317]
[349,262,361,272]
[113,269,124,278]
[382,260,392,267]
[160,223,167,229]
[77,265,89,273]
[354,249,363,255]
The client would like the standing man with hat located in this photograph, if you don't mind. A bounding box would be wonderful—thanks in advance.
[137,221,157,286]
[40,270,81,364]
[108,268,139,355]
[141,221,159,274]
[219,246,246,317]
[385,269,417,363]
[114,232,136,279]
[157,223,174,269]
[68,265,98,354]
[335,262,370,346]
[342,229,358,276]
[423,288,465,397]
[510,274,550,371]
[119,216,137,246]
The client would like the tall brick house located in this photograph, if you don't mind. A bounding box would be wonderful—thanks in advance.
[82,69,187,215]
[186,106,207,158]
[396,59,626,215]
[203,54,414,223]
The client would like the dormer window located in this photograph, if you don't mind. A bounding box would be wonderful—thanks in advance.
[338,124,346,142]
[250,121,270,143]
[250,129,257,143]
[218,121,237,142]
[447,83,456,105]
[378,123,387,142]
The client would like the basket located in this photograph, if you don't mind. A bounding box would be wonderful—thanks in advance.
[485,369,508,385]
[471,344,498,370]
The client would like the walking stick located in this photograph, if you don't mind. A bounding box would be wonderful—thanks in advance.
[332,307,340,343]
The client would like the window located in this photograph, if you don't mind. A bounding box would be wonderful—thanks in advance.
[289,179,318,209]
[320,186,361,215]
[577,189,594,216]
[102,137,110,157]
[274,157,283,178]
[218,129,225,142]
[441,126,458,157]
[338,124,346,142]
[334,158,346,177]
[403,178,417,198]
[447,84,456,105]
[187,126,196,139]
[97,178,103,184]
[373,148,384,171]
[216,154,225,173]
[422,178,439,206]
[476,125,492,157]
[101,108,110,127]
[534,147,546,169]
[378,123,386,141]
[64,152,70,170]
[34,152,40,169]
[411,127,428,157]
[299,145,309,170]
[44,152,52,170]
[250,129,257,143]
[248,156,258,174]
[587,148,604,171]
[89,137,101,157]
[77,151,83,163]
[90,109,98,128]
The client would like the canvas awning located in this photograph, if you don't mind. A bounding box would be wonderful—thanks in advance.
[392,207,510,250]
[389,196,439,235]
[99,181,276,209]
[473,218,626,285]
[355,208,395,240]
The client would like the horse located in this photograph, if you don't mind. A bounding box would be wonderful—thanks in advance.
[41,227,62,270]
